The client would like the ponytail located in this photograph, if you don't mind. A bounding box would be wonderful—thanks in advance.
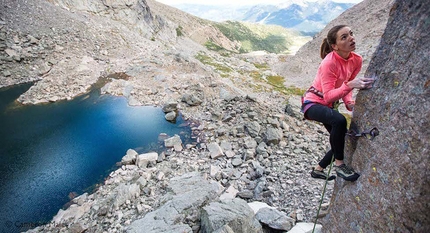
[320,38,332,59]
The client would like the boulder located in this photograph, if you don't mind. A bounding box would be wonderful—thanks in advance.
[162,102,178,113]
[164,111,177,122]
[128,172,223,232]
[164,134,182,148]
[121,149,138,165]
[322,1,430,232]
[200,198,262,233]
[136,152,158,168]
[255,207,295,231]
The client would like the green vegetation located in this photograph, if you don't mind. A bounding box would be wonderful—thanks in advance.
[195,52,232,77]
[266,76,305,95]
[213,21,311,54]
[253,63,270,70]
[204,41,234,57]
[176,26,184,37]
[283,85,306,96]
[204,40,224,51]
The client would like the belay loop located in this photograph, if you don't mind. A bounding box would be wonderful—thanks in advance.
[346,127,379,140]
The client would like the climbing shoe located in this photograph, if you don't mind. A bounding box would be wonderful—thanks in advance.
[334,164,360,181]
[311,168,336,181]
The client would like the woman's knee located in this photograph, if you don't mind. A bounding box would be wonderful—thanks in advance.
[331,113,347,127]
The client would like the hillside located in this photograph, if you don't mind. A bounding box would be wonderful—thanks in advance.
[213,21,311,54]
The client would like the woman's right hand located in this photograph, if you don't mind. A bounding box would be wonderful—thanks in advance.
[347,77,375,89]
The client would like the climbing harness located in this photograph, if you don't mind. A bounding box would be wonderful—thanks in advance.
[346,127,379,140]
[301,86,323,105]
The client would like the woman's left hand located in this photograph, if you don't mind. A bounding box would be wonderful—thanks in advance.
[346,103,355,111]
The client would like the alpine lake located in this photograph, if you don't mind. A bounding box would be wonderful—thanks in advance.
[0,80,195,232]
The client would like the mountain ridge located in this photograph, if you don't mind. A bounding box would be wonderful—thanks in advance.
[171,0,355,35]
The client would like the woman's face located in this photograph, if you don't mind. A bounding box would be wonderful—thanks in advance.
[332,27,356,57]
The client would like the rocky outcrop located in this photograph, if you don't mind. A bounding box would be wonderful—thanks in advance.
[322,0,430,232]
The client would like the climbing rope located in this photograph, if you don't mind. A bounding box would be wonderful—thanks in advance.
[312,155,334,233]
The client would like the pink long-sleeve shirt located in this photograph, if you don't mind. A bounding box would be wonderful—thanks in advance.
[303,51,362,111]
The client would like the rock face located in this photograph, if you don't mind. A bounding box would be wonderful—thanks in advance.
[322,0,430,232]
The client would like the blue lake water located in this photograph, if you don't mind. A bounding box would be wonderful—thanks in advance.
[0,82,193,232]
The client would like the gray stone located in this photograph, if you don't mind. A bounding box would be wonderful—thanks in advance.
[237,190,254,199]
[220,140,232,151]
[164,134,182,148]
[114,183,140,208]
[256,142,267,154]
[128,173,222,232]
[243,136,257,149]
[265,127,282,145]
[181,92,203,106]
[207,142,224,159]
[219,88,238,101]
[255,207,294,231]
[200,198,262,233]
[245,121,261,137]
[136,176,147,189]
[165,111,177,121]
[231,158,242,167]
[68,222,87,233]
[127,220,192,233]
[162,102,178,113]
[136,152,158,168]
[121,149,138,165]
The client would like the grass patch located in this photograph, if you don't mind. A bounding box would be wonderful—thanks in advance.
[205,41,233,57]
[267,75,284,87]
[195,52,233,76]
[253,63,270,70]
[205,40,224,51]
[284,85,306,96]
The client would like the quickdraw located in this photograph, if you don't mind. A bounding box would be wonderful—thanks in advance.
[346,127,379,140]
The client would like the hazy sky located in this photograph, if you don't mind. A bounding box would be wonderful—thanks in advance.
[156,0,363,6]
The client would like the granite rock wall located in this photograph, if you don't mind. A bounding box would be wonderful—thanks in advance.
[323,0,429,232]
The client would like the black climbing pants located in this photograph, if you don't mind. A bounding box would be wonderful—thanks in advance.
[304,104,347,169]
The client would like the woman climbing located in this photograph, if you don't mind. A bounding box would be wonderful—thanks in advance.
[302,25,374,181]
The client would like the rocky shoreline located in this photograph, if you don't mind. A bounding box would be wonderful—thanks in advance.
[16,77,334,232]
